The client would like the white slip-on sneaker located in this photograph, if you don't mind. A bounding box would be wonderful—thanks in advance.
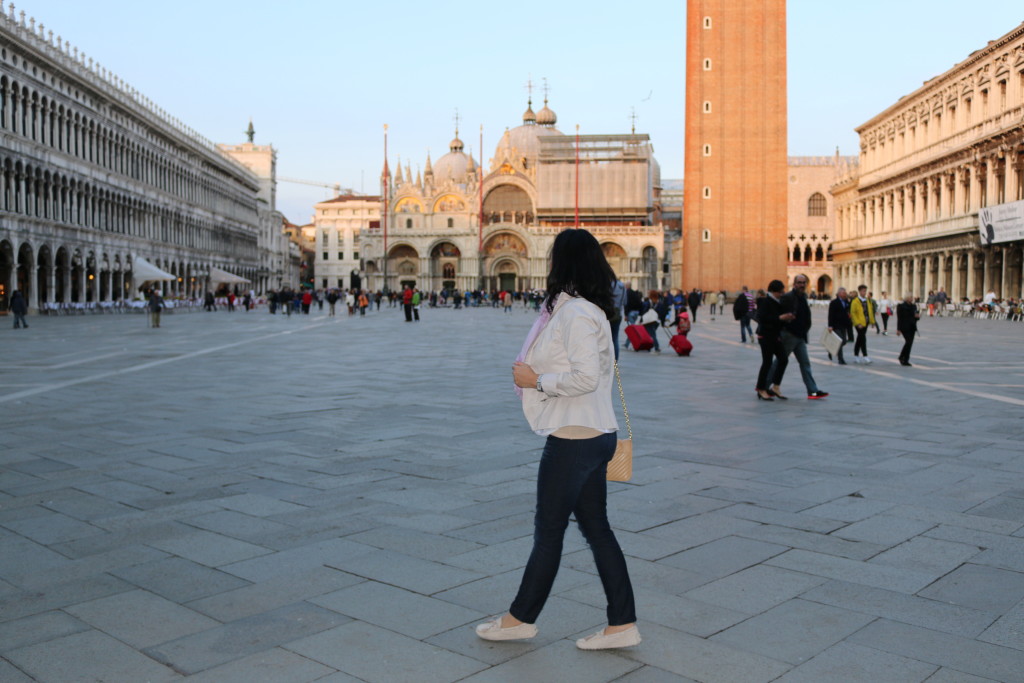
[475,617,538,641]
[863,356,872,364]
[576,625,641,650]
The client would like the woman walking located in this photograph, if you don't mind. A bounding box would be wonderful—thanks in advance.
[475,228,639,650]
[755,280,789,401]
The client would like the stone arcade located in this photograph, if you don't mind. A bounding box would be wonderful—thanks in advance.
[0,6,290,312]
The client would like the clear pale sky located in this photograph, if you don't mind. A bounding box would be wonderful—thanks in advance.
[21,1,1024,222]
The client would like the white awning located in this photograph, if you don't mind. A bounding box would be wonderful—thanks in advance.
[132,256,176,282]
[209,266,251,284]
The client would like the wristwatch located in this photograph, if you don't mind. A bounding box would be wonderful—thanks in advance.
[536,377,544,393]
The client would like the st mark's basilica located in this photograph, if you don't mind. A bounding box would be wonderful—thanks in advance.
[343,94,666,295]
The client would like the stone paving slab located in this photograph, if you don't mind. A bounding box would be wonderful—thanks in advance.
[2,308,1024,680]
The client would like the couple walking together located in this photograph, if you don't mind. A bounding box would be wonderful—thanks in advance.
[475,228,640,650]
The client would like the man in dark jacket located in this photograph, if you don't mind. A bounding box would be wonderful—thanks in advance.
[148,288,164,328]
[768,275,828,399]
[733,286,756,343]
[10,289,28,329]
[687,289,702,323]
[826,288,852,365]
[624,285,642,325]
[896,294,921,366]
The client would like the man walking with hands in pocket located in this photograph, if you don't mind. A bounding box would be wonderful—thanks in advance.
[849,285,876,364]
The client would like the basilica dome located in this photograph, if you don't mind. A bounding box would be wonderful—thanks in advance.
[497,122,562,166]
[535,100,557,126]
[432,135,473,181]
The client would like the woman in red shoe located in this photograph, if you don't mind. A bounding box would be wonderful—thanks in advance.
[474,228,640,650]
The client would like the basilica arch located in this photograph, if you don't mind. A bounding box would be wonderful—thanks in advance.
[483,231,530,291]
[482,183,534,226]
[387,243,420,291]
[601,242,627,278]
[429,241,461,292]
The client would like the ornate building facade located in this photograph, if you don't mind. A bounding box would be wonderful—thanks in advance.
[0,6,287,311]
[831,22,1024,302]
[360,96,664,293]
[681,0,788,293]
[785,155,857,296]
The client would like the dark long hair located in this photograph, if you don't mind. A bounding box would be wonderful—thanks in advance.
[544,229,616,319]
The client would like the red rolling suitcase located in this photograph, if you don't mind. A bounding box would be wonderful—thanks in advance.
[670,334,693,356]
[624,324,654,351]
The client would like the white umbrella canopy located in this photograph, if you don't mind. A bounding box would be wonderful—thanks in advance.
[209,266,251,284]
[132,257,176,282]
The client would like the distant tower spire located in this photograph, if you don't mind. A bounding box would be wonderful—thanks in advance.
[523,76,536,124]
[245,118,255,143]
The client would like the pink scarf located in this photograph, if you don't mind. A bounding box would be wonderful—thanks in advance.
[514,307,552,399]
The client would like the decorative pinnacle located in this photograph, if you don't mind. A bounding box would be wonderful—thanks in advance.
[245,119,255,143]
[542,77,549,104]
[525,76,533,106]
[630,107,637,135]
[453,108,460,138]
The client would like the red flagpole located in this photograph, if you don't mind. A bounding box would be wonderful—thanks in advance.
[383,124,389,292]
[574,124,580,228]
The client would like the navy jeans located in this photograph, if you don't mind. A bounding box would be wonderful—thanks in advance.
[510,432,636,626]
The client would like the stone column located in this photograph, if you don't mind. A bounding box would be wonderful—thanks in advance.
[924,254,934,296]
[986,159,998,207]
[969,164,982,212]
[47,266,56,306]
[27,261,38,311]
[981,250,992,298]
[1001,247,1009,300]
[103,270,112,303]
[936,253,946,295]
[966,251,976,300]
[77,262,86,304]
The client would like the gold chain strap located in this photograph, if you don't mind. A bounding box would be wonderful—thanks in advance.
[614,361,632,441]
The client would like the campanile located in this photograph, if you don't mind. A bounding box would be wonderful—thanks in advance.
[680,0,788,292]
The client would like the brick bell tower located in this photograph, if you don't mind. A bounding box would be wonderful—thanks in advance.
[680,0,788,293]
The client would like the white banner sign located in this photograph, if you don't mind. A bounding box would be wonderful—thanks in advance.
[979,199,1024,246]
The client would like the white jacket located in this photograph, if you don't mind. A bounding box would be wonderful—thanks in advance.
[522,295,618,435]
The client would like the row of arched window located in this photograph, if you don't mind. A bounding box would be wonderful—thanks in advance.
[0,154,258,259]
[791,243,831,263]
[0,71,255,222]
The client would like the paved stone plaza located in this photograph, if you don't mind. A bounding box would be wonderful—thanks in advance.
[1,303,1024,682]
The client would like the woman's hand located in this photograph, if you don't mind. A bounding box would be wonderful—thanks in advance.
[513,362,539,389]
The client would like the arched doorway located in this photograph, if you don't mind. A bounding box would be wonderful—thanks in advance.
[37,244,52,305]
[70,249,83,302]
[54,246,68,303]
[17,242,33,304]
[641,246,659,291]
[387,245,419,291]
[817,274,832,296]
[483,232,529,290]
[430,242,461,292]
[494,259,519,293]
[85,251,97,302]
